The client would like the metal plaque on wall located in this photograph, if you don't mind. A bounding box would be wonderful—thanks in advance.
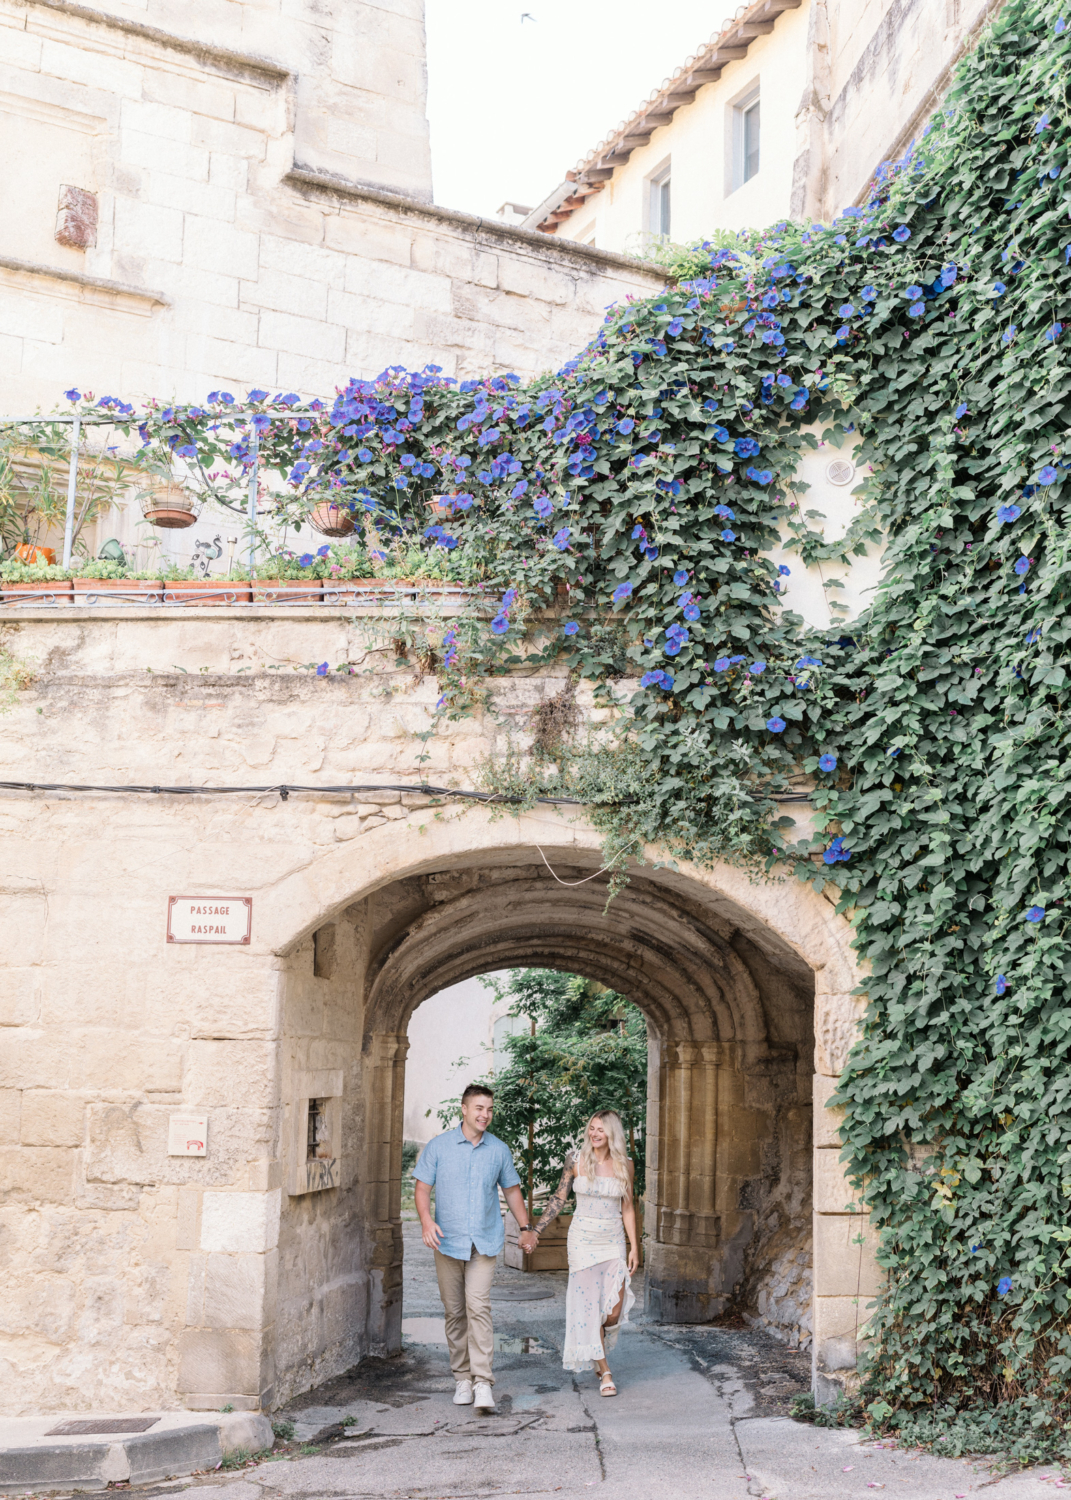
[167,896,252,944]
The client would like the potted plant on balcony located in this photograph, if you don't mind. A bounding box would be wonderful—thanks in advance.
[71,559,163,604]
[160,565,251,606]
[0,558,73,604]
[252,551,327,603]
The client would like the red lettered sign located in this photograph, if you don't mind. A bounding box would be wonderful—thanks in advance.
[167,896,252,944]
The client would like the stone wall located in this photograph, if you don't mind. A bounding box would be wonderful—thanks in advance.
[0,606,871,1413]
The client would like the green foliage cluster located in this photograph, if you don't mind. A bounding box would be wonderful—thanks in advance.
[439,970,647,1204]
[51,0,1071,1437]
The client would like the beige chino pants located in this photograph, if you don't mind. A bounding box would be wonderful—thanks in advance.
[433,1246,497,1385]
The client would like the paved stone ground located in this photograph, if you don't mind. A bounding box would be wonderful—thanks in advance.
[113,1224,1058,1500]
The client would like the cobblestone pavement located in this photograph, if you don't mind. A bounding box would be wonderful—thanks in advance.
[121,1224,1051,1500]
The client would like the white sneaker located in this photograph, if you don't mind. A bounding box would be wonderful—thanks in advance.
[473,1381,495,1412]
[453,1379,474,1405]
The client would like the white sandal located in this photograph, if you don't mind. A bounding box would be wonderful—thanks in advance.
[599,1370,617,1397]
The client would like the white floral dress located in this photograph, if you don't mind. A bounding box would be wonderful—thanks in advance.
[562,1173,635,1372]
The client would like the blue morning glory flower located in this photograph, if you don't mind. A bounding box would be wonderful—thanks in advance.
[714,657,730,672]
[892,225,911,242]
[722,340,735,352]
[998,1277,1013,1296]
[735,437,761,458]
[1002,326,1018,344]
[357,447,372,462]
[861,286,877,301]
[751,660,767,673]
[316,661,329,676]
[767,716,786,732]
[1025,905,1045,922]
[996,974,1008,995]
[667,318,683,336]
[683,604,700,621]
[1015,557,1031,575]
[819,754,838,772]
[888,747,901,757]
[552,528,571,550]
[778,564,791,576]
[993,282,1007,297]
[64,388,81,401]
[997,504,1021,523]
[714,505,735,519]
[640,670,663,688]
[955,403,969,418]
[1039,465,1058,484]
[906,285,923,299]
[1057,16,1066,32]
[563,622,579,636]
[673,569,688,585]
[838,303,855,317]
[491,614,510,634]
[909,301,925,317]
[632,524,647,539]
[1035,113,1050,134]
[617,417,635,434]
[612,582,633,603]
[721,529,736,542]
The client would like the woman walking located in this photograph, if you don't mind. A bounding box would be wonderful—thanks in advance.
[518,1110,639,1396]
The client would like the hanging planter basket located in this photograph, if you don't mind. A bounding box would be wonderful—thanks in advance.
[140,482,202,530]
[308,500,356,538]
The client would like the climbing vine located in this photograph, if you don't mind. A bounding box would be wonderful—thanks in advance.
[39,0,1071,1441]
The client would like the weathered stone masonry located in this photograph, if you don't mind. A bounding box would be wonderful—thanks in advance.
[0,609,872,1414]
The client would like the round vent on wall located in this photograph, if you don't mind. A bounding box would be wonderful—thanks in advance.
[825,458,856,487]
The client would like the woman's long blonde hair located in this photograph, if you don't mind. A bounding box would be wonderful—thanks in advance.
[576,1109,631,1186]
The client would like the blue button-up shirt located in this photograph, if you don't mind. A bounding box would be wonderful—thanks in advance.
[413,1125,521,1260]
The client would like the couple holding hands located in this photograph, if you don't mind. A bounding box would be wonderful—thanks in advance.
[415,1083,640,1404]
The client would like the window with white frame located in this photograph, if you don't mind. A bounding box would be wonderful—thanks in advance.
[647,161,671,240]
[731,88,760,191]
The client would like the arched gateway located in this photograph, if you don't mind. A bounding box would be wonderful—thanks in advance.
[0,612,874,1417]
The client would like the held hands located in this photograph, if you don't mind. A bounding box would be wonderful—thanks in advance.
[518,1229,539,1254]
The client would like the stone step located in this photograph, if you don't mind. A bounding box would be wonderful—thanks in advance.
[0,1410,272,1494]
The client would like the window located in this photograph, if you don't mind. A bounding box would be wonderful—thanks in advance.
[493,1013,527,1072]
[731,88,760,191]
[648,161,671,240]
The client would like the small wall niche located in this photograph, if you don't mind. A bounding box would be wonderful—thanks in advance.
[313,923,336,979]
[288,1069,342,1195]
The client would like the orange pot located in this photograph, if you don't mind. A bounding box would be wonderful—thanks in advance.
[2,579,72,604]
[251,579,323,603]
[14,544,57,565]
[72,577,163,603]
[161,579,252,606]
[143,507,198,529]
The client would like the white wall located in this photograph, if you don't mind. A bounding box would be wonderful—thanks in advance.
[562,3,811,253]
[403,974,512,1144]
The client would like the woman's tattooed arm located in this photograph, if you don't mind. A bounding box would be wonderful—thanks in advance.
[534,1154,576,1233]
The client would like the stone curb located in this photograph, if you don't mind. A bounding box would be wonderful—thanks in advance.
[0,1412,273,1494]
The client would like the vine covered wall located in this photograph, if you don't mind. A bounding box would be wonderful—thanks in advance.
[41,0,1071,1436]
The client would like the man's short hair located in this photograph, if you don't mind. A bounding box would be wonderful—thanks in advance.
[461,1083,493,1104]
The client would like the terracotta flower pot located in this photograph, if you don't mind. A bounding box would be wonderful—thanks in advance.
[426,494,457,516]
[161,579,252,606]
[308,501,356,537]
[251,579,323,603]
[2,579,73,604]
[719,299,748,315]
[140,483,200,529]
[14,544,57,565]
[72,577,163,603]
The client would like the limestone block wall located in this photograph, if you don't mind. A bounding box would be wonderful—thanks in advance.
[0,607,868,1412]
[0,0,664,415]
[798,0,1007,220]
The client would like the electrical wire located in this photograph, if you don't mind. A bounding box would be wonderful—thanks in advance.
[0,779,813,804]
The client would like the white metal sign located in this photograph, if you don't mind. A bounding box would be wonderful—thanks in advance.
[168,1113,208,1156]
[167,896,252,945]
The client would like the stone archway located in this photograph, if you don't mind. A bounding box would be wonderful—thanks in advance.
[261,807,871,1409]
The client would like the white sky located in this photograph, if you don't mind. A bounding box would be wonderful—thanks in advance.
[425,0,722,219]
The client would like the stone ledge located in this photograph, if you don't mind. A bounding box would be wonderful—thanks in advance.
[283,166,667,282]
[0,1411,272,1494]
[0,254,169,308]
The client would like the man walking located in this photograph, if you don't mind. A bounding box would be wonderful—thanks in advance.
[414,1082,532,1412]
